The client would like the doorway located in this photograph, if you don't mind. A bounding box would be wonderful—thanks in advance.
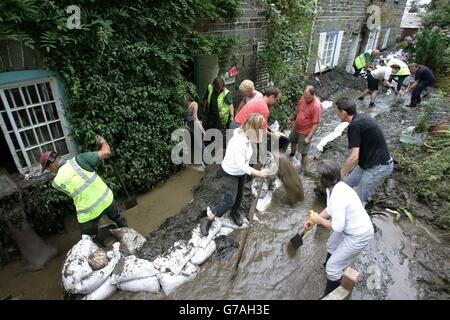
[346,33,361,73]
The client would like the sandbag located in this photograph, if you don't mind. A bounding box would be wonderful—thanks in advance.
[83,277,116,300]
[110,227,146,255]
[111,255,159,284]
[71,243,121,294]
[181,262,198,276]
[256,191,272,212]
[62,235,99,291]
[190,240,216,266]
[218,216,249,230]
[153,241,197,275]
[158,272,197,296]
[117,276,160,294]
[190,219,222,249]
[216,226,234,237]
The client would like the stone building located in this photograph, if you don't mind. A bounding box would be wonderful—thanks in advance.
[308,0,408,74]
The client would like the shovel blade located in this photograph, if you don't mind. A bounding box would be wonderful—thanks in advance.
[124,197,138,209]
[290,233,303,250]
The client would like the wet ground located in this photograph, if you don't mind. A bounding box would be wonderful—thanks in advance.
[0,168,203,299]
[1,68,448,300]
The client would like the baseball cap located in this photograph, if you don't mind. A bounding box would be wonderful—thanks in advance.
[40,151,58,173]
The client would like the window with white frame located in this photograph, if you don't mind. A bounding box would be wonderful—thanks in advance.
[0,78,73,174]
[315,31,344,73]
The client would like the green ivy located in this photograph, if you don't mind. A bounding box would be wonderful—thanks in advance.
[255,0,316,124]
[0,0,239,194]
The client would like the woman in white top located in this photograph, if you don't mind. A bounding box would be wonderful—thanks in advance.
[304,160,374,297]
[200,113,268,236]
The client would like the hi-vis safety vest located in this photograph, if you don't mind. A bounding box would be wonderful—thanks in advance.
[354,50,373,69]
[387,58,410,76]
[52,158,113,223]
[207,84,231,125]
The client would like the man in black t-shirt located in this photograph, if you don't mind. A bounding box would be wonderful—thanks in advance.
[335,98,393,206]
[401,63,436,107]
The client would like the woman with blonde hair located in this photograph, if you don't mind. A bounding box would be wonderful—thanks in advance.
[200,113,268,236]
[237,79,263,113]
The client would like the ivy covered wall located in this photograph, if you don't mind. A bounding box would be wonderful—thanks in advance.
[0,0,240,193]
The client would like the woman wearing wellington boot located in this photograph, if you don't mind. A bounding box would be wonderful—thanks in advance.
[304,160,374,298]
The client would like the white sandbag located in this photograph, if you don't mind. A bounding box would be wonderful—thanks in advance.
[153,241,197,275]
[256,191,272,212]
[217,226,234,236]
[111,255,159,285]
[322,101,333,110]
[83,277,116,300]
[158,272,197,296]
[117,276,160,294]
[190,240,216,266]
[189,218,222,249]
[217,216,249,230]
[110,227,146,255]
[71,242,121,294]
[62,235,98,291]
[181,262,198,276]
[316,122,349,152]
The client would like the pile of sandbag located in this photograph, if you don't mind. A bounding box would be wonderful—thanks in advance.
[62,208,257,299]
[61,235,121,300]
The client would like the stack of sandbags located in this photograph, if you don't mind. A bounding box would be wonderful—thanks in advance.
[110,227,146,256]
[112,255,160,294]
[61,235,121,300]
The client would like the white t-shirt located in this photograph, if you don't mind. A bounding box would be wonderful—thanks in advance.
[326,182,373,236]
[221,129,254,176]
[245,90,263,104]
[371,66,392,81]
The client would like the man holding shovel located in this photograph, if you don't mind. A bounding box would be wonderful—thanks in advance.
[40,135,128,241]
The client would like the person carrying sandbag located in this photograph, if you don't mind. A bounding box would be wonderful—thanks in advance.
[40,135,128,242]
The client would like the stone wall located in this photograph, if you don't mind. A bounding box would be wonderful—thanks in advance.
[198,0,269,102]
[307,0,408,74]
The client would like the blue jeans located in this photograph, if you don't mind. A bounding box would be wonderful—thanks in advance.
[344,161,394,206]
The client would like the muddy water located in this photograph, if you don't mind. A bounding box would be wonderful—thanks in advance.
[0,167,202,299]
[127,176,329,300]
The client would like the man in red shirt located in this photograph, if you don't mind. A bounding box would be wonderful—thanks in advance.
[288,85,322,172]
[232,87,281,130]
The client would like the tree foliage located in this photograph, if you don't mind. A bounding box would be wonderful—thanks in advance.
[0,0,239,194]
[255,0,316,124]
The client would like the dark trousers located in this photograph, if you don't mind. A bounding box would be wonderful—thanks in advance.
[214,168,246,217]
[390,75,408,91]
[353,62,362,77]
[79,201,123,236]
[410,80,433,106]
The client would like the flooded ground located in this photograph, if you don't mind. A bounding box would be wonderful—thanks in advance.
[0,167,203,299]
[1,68,448,300]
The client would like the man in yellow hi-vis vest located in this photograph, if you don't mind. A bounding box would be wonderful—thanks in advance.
[40,136,128,240]
[353,49,380,77]
[201,77,234,130]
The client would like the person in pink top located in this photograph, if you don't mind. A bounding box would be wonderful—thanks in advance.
[288,85,322,172]
[230,87,282,151]
[231,87,281,131]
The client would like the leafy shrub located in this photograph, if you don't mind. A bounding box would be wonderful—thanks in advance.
[0,0,239,194]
